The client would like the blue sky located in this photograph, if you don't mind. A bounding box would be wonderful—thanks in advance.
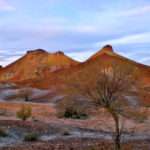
[0,0,150,66]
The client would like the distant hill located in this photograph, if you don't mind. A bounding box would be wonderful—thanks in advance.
[0,49,79,81]
[0,45,149,88]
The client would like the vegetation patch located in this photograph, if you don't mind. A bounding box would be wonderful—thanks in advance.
[24,132,38,142]
[0,128,8,137]
[56,96,89,119]
[16,105,32,121]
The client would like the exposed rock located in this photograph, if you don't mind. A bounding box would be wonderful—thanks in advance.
[54,51,64,55]
[27,49,47,54]
[101,45,114,53]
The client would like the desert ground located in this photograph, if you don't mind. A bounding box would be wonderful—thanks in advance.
[0,84,149,150]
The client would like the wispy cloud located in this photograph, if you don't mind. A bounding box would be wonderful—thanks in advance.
[0,0,150,66]
[0,55,20,66]
[67,50,94,62]
[119,5,150,17]
[0,0,15,11]
[97,32,150,46]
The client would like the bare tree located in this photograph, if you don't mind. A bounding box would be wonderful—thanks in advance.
[67,62,137,150]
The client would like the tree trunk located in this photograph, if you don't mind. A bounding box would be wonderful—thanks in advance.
[107,108,121,150]
[114,116,121,150]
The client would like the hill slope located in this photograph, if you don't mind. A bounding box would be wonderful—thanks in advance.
[0,49,79,81]
[0,45,149,89]
[15,45,149,91]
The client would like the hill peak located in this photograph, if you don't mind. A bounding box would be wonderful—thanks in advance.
[88,45,115,60]
[54,51,64,55]
[100,45,114,53]
[27,49,48,55]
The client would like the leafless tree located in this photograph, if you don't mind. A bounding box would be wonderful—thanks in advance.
[67,62,137,150]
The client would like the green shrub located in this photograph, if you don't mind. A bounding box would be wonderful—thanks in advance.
[16,105,32,121]
[57,96,89,119]
[24,133,38,141]
[64,109,88,119]
[0,128,8,137]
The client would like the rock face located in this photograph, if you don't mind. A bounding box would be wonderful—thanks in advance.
[100,45,114,53]
[27,49,48,54]
[54,51,64,55]
[87,44,115,60]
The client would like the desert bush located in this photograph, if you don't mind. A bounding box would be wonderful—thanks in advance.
[16,105,32,121]
[60,127,71,136]
[19,88,33,101]
[145,104,150,108]
[0,128,8,137]
[32,116,39,122]
[62,130,70,136]
[24,132,38,141]
[56,96,89,119]
[0,109,7,116]
[126,108,148,123]
[5,88,33,101]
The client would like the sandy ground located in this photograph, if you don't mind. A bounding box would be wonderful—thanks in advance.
[0,101,149,133]
[0,101,149,150]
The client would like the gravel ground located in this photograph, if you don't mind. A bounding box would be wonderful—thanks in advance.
[0,120,149,150]
[0,138,150,150]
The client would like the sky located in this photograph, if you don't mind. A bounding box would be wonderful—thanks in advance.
[0,0,150,66]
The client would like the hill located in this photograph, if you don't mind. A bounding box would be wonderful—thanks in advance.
[0,45,150,90]
[0,49,79,81]
[13,45,149,91]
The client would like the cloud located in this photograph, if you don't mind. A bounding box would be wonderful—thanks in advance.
[67,50,94,62]
[142,59,150,65]
[0,55,21,66]
[0,0,15,11]
[119,5,150,17]
[96,32,150,46]
[0,0,150,66]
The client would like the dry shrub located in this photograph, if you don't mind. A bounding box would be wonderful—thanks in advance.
[16,105,32,121]
[126,108,148,123]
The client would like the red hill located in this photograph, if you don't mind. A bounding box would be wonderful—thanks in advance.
[15,45,149,93]
[0,49,79,81]
[0,46,149,91]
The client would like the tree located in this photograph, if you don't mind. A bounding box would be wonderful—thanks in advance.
[17,105,32,121]
[67,62,137,150]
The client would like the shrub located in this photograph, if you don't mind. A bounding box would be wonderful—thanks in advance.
[19,88,32,102]
[0,128,8,137]
[126,108,148,123]
[62,131,70,136]
[56,96,89,119]
[0,109,7,116]
[61,128,71,136]
[16,105,32,121]
[24,133,38,141]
